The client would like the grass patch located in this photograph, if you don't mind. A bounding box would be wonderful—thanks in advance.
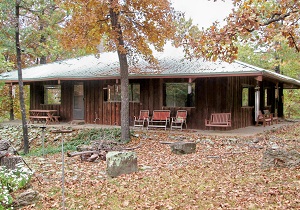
[25,127,133,156]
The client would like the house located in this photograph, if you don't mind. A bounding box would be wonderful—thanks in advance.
[1,47,300,130]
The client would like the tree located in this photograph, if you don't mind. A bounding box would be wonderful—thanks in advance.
[181,0,300,63]
[16,0,29,154]
[60,0,182,141]
[237,40,300,118]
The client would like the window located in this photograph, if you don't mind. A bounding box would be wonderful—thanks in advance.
[129,84,140,102]
[242,87,249,107]
[44,85,61,105]
[164,83,195,107]
[104,84,140,102]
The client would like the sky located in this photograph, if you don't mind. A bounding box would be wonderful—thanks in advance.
[171,0,234,29]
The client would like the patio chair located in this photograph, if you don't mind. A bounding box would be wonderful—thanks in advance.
[256,110,272,127]
[264,109,278,124]
[171,110,187,130]
[133,110,149,129]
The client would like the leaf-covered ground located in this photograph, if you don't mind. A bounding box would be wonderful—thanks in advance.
[13,123,300,209]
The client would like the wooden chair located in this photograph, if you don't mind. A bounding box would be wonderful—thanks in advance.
[171,110,187,130]
[133,110,149,129]
[272,112,279,124]
[264,110,278,124]
[256,110,272,127]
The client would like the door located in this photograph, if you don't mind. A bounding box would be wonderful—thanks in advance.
[73,83,84,120]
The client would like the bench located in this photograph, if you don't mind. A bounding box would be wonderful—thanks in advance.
[29,116,51,125]
[52,116,60,123]
[147,110,170,130]
[205,113,231,128]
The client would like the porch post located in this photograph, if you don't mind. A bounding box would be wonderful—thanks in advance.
[255,85,260,122]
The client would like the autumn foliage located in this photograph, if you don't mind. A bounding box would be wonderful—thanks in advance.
[181,0,300,62]
[59,0,182,63]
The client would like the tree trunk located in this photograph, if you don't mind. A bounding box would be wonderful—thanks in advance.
[109,3,130,142]
[39,13,47,65]
[9,84,14,120]
[16,0,29,154]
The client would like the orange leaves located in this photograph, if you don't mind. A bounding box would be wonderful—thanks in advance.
[180,0,300,62]
[58,0,180,64]
[16,122,300,209]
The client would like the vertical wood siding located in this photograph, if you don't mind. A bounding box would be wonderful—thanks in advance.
[29,76,281,129]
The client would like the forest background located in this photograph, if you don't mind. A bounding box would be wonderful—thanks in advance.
[0,0,300,122]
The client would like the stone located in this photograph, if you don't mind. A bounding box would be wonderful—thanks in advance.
[0,150,8,158]
[0,140,10,151]
[170,142,196,155]
[106,151,138,178]
[76,144,95,152]
[252,138,260,143]
[13,189,39,208]
[261,148,300,168]
[0,156,23,170]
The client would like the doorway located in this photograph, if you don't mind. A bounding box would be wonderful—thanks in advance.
[73,83,84,120]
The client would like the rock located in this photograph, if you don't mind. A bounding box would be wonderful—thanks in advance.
[0,140,10,151]
[0,156,23,170]
[106,151,138,178]
[0,150,8,158]
[76,144,95,152]
[13,189,39,208]
[261,148,300,168]
[228,138,238,144]
[140,165,152,171]
[170,142,196,155]
[197,138,214,145]
[252,138,260,143]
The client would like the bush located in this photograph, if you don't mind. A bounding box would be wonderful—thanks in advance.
[0,163,33,209]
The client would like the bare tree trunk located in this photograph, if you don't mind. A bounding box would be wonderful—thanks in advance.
[9,84,14,120]
[109,4,130,142]
[39,11,47,64]
[16,0,29,154]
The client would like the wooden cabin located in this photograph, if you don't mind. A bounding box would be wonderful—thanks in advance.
[1,48,300,130]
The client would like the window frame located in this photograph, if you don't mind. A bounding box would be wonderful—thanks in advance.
[104,83,140,102]
[163,82,195,108]
[44,85,61,105]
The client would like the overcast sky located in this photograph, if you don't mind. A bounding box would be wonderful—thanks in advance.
[171,0,234,28]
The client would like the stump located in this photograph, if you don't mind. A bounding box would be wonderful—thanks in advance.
[0,156,23,170]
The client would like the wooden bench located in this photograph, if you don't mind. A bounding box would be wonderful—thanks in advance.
[147,110,170,130]
[205,113,231,128]
[29,116,51,125]
[52,116,60,123]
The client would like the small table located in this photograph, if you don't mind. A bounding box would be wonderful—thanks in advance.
[29,110,58,125]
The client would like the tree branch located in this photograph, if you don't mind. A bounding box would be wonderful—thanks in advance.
[246,9,299,32]
[289,32,300,52]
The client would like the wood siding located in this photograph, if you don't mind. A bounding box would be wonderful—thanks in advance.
[29,76,282,130]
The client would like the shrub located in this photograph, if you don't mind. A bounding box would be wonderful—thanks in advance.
[0,163,33,209]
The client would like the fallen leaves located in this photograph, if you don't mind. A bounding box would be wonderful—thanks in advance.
[6,123,298,209]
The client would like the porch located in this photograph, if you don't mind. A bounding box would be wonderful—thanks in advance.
[0,119,295,137]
